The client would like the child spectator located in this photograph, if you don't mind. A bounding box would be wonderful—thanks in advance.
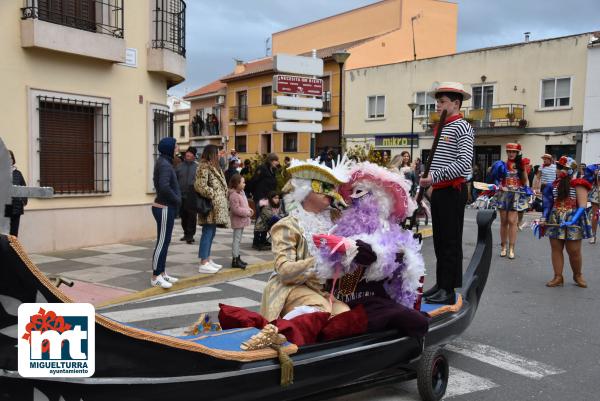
[228,174,253,269]
[253,191,285,250]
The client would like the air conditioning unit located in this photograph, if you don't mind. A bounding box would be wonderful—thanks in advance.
[216,95,225,105]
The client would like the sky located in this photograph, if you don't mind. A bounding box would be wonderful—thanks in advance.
[169,0,600,97]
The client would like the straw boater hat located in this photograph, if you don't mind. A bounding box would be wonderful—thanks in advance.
[506,143,522,152]
[541,153,552,160]
[429,81,472,101]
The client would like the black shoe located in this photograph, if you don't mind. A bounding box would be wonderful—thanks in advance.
[231,257,246,269]
[180,236,186,241]
[238,257,248,268]
[422,285,439,298]
[424,289,456,305]
[186,239,193,244]
[258,243,271,251]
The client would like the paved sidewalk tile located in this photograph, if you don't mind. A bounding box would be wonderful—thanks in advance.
[82,244,148,253]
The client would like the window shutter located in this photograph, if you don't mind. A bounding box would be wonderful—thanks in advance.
[368,96,376,118]
[376,96,385,117]
[556,78,570,106]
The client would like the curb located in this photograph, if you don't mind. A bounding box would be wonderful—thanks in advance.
[96,228,432,309]
[96,260,274,308]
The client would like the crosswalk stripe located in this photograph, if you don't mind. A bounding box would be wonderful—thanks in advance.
[100,297,259,323]
[130,287,221,304]
[227,278,267,293]
[446,340,565,379]
[445,367,499,398]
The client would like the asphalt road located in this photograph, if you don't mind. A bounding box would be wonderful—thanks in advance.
[98,209,600,400]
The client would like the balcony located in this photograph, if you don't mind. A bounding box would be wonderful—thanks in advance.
[428,104,527,132]
[320,91,332,116]
[229,105,248,124]
[20,0,126,63]
[147,0,186,86]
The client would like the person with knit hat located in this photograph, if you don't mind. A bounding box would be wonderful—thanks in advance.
[538,156,592,287]
[488,142,532,259]
[151,137,182,289]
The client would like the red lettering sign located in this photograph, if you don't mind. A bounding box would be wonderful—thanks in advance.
[274,75,323,96]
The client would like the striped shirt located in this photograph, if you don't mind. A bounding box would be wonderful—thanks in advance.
[429,118,475,184]
[540,164,557,185]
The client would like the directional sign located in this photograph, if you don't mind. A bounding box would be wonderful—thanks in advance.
[274,75,323,96]
[273,54,324,76]
[274,121,323,133]
[275,95,323,109]
[274,109,323,121]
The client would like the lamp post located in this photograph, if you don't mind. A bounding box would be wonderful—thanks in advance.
[332,50,350,154]
[407,102,418,160]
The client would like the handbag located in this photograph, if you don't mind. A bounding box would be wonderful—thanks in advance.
[195,193,212,216]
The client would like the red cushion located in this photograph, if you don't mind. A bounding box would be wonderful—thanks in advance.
[318,304,368,342]
[272,312,330,347]
[218,304,268,330]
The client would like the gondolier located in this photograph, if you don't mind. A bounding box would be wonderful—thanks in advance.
[419,82,474,305]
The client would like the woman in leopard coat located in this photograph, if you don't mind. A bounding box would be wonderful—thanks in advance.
[194,144,230,273]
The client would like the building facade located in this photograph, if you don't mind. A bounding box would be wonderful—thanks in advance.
[183,80,227,153]
[1,0,186,252]
[168,95,191,150]
[582,34,600,164]
[345,33,594,177]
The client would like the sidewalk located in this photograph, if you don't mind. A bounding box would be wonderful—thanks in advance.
[30,221,275,305]
[30,219,432,307]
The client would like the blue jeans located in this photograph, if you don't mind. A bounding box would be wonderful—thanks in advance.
[198,224,217,260]
[151,206,176,275]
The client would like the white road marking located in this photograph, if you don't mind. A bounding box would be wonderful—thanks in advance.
[227,278,267,293]
[446,340,565,379]
[445,367,499,398]
[100,297,259,323]
[131,286,221,304]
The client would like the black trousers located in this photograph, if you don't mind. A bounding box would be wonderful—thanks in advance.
[9,215,21,237]
[180,202,197,240]
[431,183,467,290]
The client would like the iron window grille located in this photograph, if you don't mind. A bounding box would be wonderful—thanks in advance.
[21,0,124,38]
[152,109,174,162]
[283,132,298,152]
[261,86,272,105]
[152,0,186,57]
[37,95,110,194]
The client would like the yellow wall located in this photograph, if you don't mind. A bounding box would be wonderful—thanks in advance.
[0,1,179,251]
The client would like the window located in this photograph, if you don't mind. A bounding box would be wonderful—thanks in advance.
[152,109,173,162]
[179,125,185,138]
[472,85,494,109]
[367,95,385,119]
[37,95,110,194]
[235,135,247,153]
[283,132,298,152]
[151,0,186,56]
[261,86,272,105]
[321,75,331,112]
[415,91,436,117]
[541,78,571,108]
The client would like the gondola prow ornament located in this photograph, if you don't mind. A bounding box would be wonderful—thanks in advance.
[0,137,53,235]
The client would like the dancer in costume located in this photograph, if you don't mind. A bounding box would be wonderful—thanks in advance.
[488,143,532,259]
[315,161,429,337]
[540,156,592,288]
[584,164,599,244]
[260,156,377,321]
[419,82,474,305]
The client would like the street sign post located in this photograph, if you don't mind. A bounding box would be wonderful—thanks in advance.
[273,54,324,76]
[273,75,323,96]
[273,121,323,133]
[273,109,323,121]
[274,96,323,108]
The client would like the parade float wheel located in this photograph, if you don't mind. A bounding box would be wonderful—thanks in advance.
[417,347,449,401]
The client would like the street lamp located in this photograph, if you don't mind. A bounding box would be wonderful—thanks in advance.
[332,50,350,154]
[407,102,418,160]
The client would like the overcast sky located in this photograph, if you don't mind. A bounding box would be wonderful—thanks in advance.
[170,0,600,97]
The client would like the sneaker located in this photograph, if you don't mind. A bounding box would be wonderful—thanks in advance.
[198,262,220,274]
[151,275,172,289]
[162,273,179,283]
[208,260,223,269]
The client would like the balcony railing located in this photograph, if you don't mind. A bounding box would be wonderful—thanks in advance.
[428,104,527,129]
[152,0,186,57]
[229,105,248,123]
[321,91,331,113]
[21,0,124,38]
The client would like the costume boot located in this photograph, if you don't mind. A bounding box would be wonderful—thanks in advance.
[508,244,515,260]
[238,257,248,268]
[500,244,507,257]
[546,275,564,287]
[571,265,587,288]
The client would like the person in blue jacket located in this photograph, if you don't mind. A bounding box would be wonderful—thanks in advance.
[151,137,182,289]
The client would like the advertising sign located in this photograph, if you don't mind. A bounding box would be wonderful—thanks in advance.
[274,75,323,96]
[375,135,419,148]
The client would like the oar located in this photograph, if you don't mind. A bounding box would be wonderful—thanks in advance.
[405,110,448,231]
[472,181,529,194]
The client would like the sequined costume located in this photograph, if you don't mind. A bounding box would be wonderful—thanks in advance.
[546,178,593,240]
[493,160,531,212]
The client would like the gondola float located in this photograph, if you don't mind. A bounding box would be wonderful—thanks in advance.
[0,210,496,401]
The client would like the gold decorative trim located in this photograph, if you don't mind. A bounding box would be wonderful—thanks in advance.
[7,236,298,362]
[287,164,342,185]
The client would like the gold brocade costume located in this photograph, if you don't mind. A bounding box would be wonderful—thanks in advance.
[259,215,349,321]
